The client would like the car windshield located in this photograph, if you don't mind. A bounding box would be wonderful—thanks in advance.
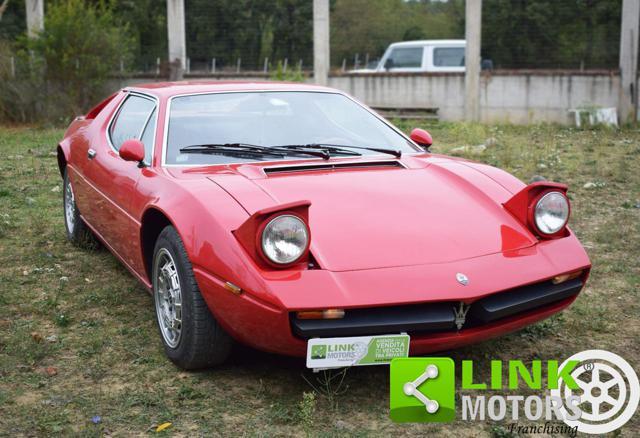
[165,91,417,165]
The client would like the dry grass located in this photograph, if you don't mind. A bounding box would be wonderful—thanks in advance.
[0,122,638,436]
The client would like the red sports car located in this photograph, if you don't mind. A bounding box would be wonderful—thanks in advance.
[58,82,590,369]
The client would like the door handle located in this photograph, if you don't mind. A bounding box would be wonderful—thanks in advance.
[87,149,97,160]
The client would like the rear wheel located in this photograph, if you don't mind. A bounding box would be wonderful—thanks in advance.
[63,169,97,248]
[152,226,232,369]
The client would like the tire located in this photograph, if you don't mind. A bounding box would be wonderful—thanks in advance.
[152,226,233,369]
[62,168,98,248]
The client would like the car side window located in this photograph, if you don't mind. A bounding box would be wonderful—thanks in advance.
[109,94,155,151]
[387,47,423,68]
[140,108,157,164]
[433,47,465,67]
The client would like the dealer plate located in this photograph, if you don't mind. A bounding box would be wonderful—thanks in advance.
[306,334,410,369]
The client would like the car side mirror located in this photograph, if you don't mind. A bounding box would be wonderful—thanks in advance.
[119,139,146,166]
[384,58,394,70]
[410,128,433,150]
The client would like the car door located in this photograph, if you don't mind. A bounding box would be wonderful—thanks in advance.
[81,92,157,271]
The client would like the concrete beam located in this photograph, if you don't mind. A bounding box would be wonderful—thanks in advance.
[25,0,44,38]
[167,0,186,81]
[464,0,481,121]
[313,0,330,86]
[620,0,640,123]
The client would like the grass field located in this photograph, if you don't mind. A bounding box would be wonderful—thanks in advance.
[0,122,639,436]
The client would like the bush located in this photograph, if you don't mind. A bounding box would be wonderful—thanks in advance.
[269,60,306,82]
[0,39,45,123]
[0,0,133,124]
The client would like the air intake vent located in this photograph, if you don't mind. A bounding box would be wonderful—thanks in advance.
[264,160,404,175]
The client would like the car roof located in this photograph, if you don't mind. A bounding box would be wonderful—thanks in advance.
[126,81,339,98]
[388,39,466,48]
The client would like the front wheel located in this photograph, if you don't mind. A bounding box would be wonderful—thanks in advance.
[152,226,233,369]
[62,168,97,248]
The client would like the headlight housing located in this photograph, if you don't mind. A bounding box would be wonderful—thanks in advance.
[261,214,309,265]
[533,191,569,235]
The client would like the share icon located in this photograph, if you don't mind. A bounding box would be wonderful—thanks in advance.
[402,364,440,413]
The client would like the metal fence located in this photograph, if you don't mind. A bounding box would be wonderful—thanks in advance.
[0,0,625,75]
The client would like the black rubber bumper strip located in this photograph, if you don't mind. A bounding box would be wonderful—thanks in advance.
[291,302,456,338]
[469,278,583,323]
[290,278,584,339]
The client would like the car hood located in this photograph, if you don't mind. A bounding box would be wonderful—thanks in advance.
[207,157,537,271]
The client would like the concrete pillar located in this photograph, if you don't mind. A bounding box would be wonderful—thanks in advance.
[25,0,44,38]
[620,0,640,123]
[167,0,186,81]
[464,0,482,122]
[313,0,330,86]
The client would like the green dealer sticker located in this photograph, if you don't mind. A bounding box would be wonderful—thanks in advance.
[306,334,409,369]
[390,357,456,423]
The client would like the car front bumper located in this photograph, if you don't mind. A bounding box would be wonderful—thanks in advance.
[194,234,590,358]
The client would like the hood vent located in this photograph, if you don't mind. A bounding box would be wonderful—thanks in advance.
[264,160,404,175]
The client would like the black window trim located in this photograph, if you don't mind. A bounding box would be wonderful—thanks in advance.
[139,107,158,164]
[106,90,159,166]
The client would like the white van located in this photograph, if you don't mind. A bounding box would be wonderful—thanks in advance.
[351,40,466,73]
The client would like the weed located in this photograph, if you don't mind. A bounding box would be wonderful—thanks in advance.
[298,391,316,437]
[519,314,565,341]
[53,313,71,327]
[302,368,349,410]
[268,402,297,425]
[178,383,206,401]
[490,424,518,438]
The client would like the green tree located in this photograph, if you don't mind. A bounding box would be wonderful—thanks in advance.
[270,0,313,68]
[111,0,167,71]
[184,0,312,71]
[0,0,26,41]
[331,0,462,67]
[0,0,133,123]
[481,0,621,69]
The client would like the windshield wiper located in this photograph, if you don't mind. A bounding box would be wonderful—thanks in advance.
[276,143,402,158]
[180,144,284,158]
[180,143,330,160]
[272,144,362,157]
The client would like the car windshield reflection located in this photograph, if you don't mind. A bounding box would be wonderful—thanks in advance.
[165,91,417,165]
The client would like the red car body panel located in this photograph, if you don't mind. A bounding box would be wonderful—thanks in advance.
[58,81,591,358]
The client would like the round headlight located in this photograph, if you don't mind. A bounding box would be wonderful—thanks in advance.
[534,191,569,235]
[261,215,309,265]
